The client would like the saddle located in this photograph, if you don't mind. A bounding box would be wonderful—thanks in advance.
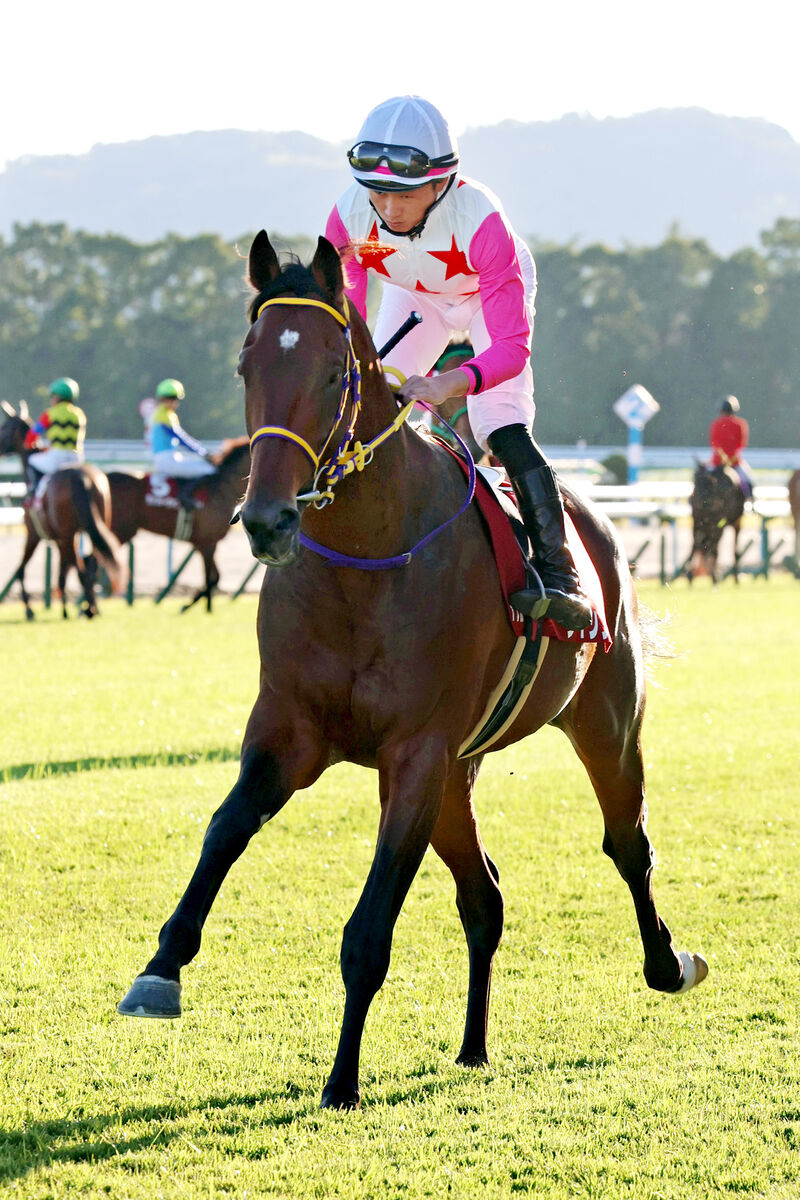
[449,455,612,649]
[145,474,211,510]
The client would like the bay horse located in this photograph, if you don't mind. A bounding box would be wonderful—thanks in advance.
[119,232,707,1109]
[107,438,250,612]
[0,401,124,619]
[688,462,746,583]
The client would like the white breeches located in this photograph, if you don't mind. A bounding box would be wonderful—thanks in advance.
[375,259,536,451]
[153,450,216,479]
[28,448,81,472]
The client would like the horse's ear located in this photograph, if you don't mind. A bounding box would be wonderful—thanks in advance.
[311,236,344,306]
[0,399,16,418]
[249,230,281,291]
[18,399,29,421]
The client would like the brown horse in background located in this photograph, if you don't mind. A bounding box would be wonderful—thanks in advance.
[0,401,124,619]
[788,469,800,572]
[688,462,745,583]
[119,232,707,1109]
[107,439,250,612]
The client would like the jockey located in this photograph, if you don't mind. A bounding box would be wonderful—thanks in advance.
[709,395,752,498]
[325,96,591,629]
[150,378,216,510]
[24,377,86,497]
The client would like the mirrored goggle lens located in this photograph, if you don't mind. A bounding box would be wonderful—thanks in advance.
[347,142,431,178]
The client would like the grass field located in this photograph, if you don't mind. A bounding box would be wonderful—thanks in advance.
[2,577,799,1198]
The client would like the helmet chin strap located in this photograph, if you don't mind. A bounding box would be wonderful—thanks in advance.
[370,175,456,241]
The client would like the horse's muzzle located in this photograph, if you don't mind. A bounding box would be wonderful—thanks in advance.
[241,498,300,566]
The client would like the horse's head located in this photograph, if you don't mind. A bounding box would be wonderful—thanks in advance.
[238,231,357,566]
[0,399,31,456]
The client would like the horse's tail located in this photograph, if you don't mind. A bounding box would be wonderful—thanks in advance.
[69,471,126,595]
[637,600,675,679]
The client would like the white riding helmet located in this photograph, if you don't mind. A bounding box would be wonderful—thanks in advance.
[347,95,459,192]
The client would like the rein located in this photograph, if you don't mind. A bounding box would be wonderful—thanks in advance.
[248,297,476,570]
[430,405,468,446]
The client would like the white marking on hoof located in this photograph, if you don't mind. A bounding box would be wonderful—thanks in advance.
[677,950,709,992]
[280,329,300,352]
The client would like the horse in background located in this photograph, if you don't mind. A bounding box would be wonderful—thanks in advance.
[688,462,745,583]
[107,438,250,612]
[119,232,707,1110]
[423,337,489,465]
[0,401,125,619]
[788,470,800,575]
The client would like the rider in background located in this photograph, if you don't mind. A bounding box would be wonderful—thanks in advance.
[24,377,86,497]
[150,378,216,510]
[709,395,752,498]
[325,95,591,630]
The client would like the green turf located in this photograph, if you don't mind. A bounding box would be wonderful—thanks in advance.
[1,579,799,1198]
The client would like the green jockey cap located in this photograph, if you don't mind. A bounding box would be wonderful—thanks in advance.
[156,378,186,401]
[49,377,80,402]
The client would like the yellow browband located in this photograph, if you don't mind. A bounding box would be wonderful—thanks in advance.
[255,295,349,327]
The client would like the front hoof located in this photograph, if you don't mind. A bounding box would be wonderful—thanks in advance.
[677,951,709,993]
[320,1081,361,1111]
[118,974,182,1018]
[456,1049,490,1069]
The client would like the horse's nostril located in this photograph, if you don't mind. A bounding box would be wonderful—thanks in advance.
[273,508,299,536]
[241,500,300,562]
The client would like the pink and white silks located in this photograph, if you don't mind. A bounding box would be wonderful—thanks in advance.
[325,175,537,451]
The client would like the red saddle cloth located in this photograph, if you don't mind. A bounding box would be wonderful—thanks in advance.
[145,476,210,507]
[453,458,612,651]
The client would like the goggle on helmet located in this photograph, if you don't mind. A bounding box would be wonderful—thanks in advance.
[348,95,459,192]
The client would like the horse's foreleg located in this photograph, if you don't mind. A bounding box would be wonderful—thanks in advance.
[321,741,448,1110]
[16,528,39,620]
[732,519,742,583]
[430,760,503,1068]
[119,719,325,1019]
[556,651,707,995]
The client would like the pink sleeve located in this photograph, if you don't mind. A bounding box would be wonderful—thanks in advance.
[462,212,532,393]
[325,206,368,320]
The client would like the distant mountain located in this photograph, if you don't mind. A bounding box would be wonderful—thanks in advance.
[1,110,798,253]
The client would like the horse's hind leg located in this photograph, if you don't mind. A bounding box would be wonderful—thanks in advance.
[181,549,219,614]
[554,631,706,994]
[430,760,503,1068]
[78,552,99,617]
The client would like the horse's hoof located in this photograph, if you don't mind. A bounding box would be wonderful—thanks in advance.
[118,974,182,1018]
[320,1082,361,1110]
[456,1049,491,1069]
[677,951,709,993]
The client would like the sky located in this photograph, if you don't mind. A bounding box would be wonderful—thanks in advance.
[2,0,798,171]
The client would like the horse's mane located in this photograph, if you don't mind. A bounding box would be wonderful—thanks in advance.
[247,257,327,324]
[212,436,250,470]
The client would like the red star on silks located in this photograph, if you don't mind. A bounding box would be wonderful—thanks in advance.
[428,236,471,280]
[357,222,397,277]
[414,280,435,292]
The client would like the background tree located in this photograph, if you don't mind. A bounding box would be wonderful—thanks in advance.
[0,221,796,447]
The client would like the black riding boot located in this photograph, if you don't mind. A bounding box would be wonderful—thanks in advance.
[176,480,199,511]
[488,425,592,631]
